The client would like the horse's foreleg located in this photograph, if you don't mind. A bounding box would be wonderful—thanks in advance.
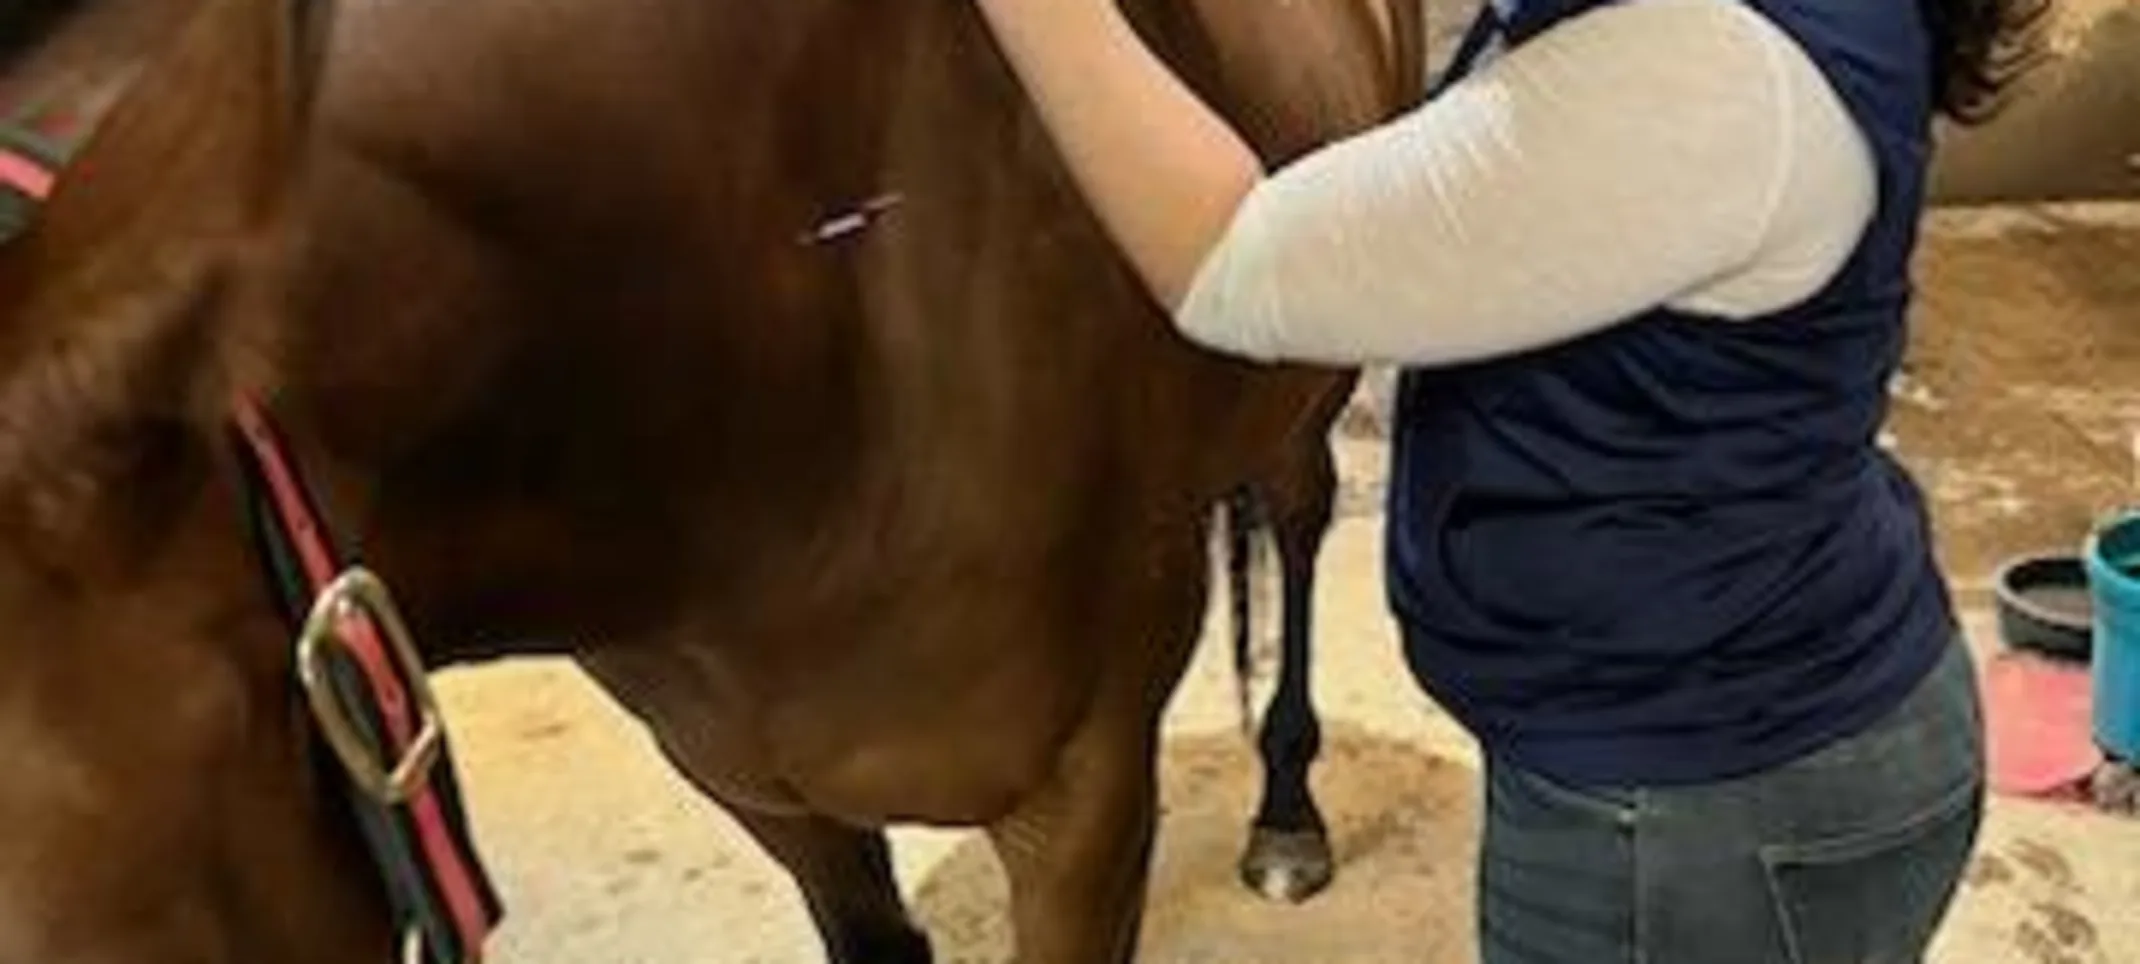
[987,721,1160,964]
[1239,438,1338,903]
[576,648,931,963]
[989,531,1212,964]
[729,809,934,964]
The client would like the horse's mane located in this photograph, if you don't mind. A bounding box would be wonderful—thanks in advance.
[0,0,91,69]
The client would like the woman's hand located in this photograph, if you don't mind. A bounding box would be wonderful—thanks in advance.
[967,0,1265,312]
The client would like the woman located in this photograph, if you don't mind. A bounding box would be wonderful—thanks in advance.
[973,0,2045,960]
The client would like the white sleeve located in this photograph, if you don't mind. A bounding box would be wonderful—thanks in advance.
[1171,0,1875,367]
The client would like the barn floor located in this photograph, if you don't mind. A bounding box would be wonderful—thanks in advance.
[424,204,2140,962]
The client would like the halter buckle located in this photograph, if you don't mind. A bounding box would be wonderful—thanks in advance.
[295,567,445,805]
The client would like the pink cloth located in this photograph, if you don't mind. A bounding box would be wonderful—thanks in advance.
[1985,651,2099,797]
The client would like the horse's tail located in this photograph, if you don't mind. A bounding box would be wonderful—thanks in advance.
[1224,487,1272,739]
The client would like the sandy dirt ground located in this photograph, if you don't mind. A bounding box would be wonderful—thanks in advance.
[417,6,2140,961]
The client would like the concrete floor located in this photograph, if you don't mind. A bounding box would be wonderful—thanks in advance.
[422,201,2140,963]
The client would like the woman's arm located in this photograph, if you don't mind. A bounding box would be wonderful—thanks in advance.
[971,0,1266,312]
[974,0,1874,367]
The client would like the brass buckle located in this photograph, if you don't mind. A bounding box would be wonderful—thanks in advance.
[296,567,445,805]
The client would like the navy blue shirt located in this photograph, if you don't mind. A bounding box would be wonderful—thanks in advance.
[1386,0,1957,786]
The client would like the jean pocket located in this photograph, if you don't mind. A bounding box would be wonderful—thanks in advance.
[1757,779,1983,964]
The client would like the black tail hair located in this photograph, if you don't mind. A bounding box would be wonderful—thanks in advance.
[1225,487,1267,737]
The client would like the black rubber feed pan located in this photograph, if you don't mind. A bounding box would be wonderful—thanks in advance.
[1993,552,2094,661]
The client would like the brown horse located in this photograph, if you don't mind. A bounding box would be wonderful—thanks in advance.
[0,0,1421,961]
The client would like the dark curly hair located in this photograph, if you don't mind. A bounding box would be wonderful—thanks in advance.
[1926,0,2056,124]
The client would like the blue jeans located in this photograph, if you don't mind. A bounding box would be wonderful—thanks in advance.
[1480,637,1985,964]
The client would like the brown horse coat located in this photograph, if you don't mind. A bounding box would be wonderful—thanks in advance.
[0,0,1415,960]
[278,1,1411,958]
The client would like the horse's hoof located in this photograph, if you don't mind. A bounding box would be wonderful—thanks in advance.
[1239,827,1335,904]
[2091,760,2140,816]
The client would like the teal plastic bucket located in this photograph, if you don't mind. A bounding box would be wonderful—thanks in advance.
[2085,510,2140,760]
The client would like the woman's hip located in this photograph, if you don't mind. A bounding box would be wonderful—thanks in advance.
[1479,636,1986,964]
